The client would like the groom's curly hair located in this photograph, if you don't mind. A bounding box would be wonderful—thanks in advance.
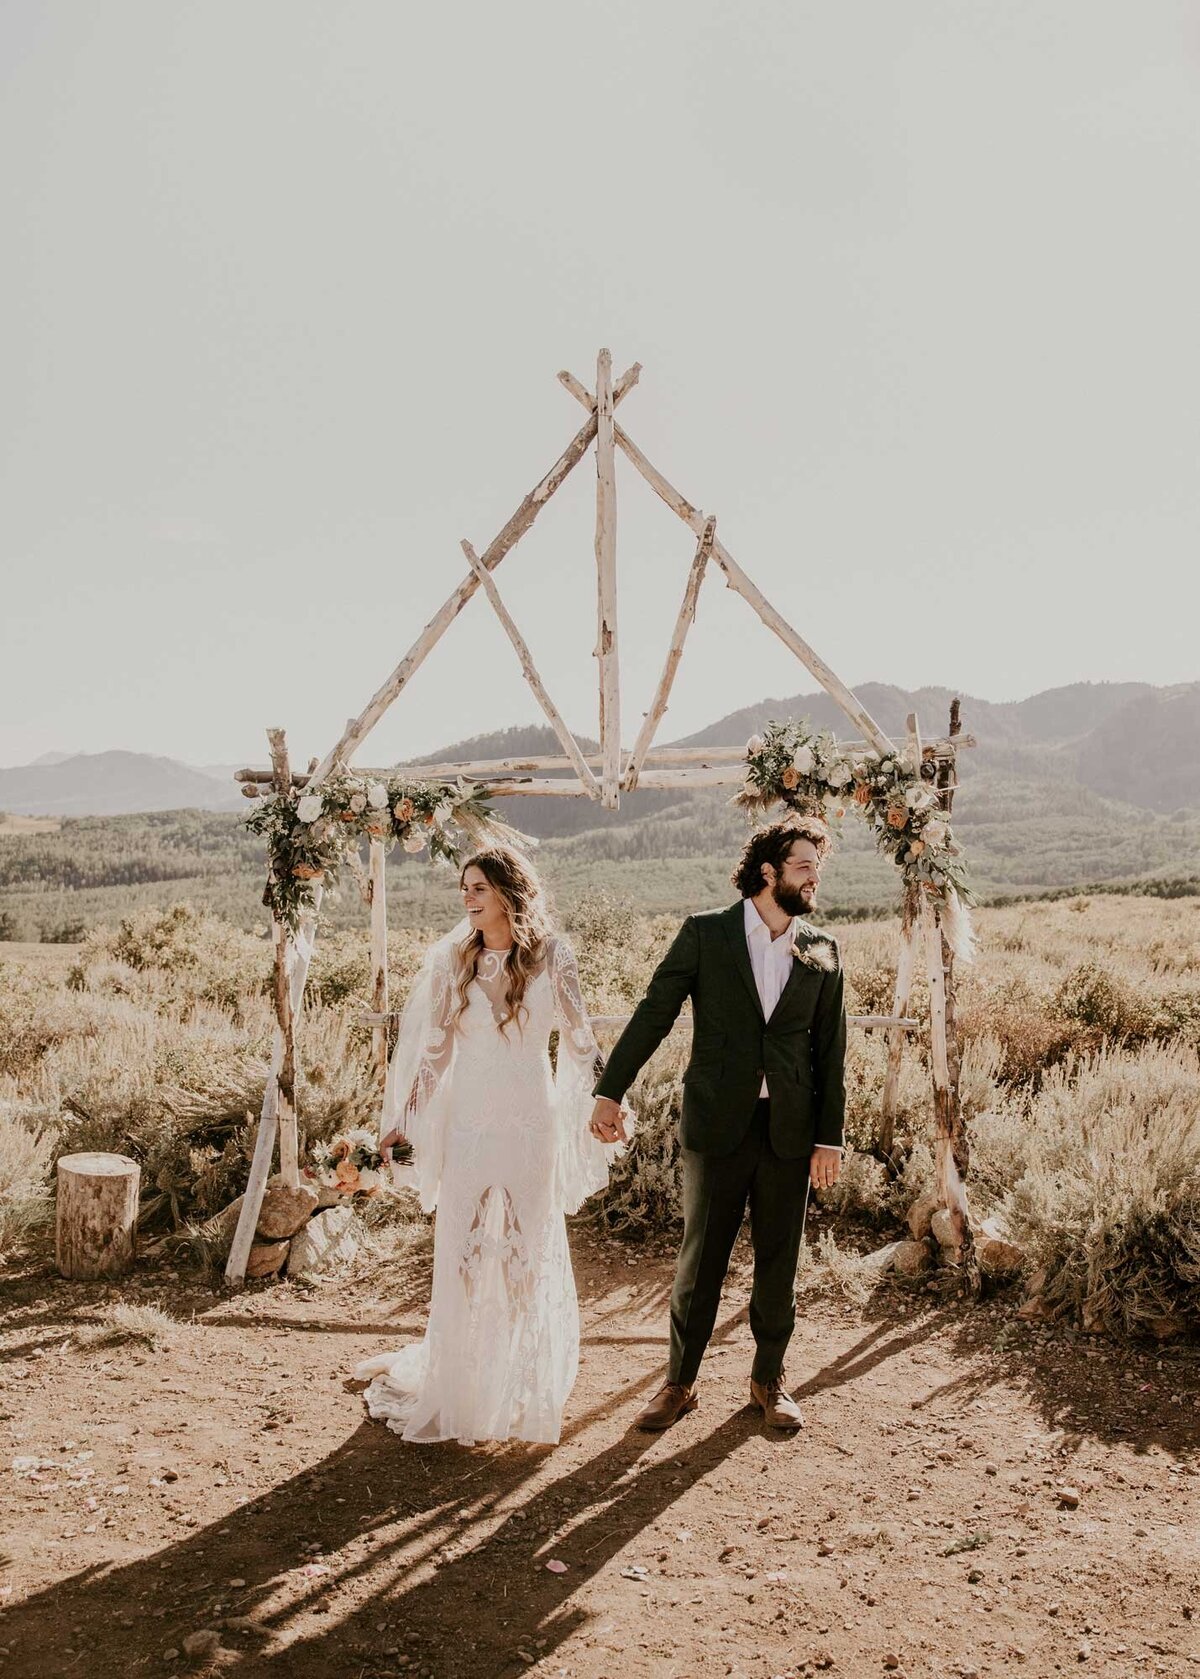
[732,815,832,898]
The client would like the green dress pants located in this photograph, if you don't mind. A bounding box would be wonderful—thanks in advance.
[668,1099,811,1387]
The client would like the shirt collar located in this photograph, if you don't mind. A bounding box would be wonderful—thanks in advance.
[744,898,796,946]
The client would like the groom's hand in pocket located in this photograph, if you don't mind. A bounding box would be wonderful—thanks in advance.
[809,1146,841,1191]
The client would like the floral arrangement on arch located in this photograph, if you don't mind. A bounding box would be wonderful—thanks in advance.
[305,1127,387,1197]
[736,719,974,947]
[245,772,521,930]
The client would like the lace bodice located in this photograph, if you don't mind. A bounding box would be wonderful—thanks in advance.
[403,934,601,1125]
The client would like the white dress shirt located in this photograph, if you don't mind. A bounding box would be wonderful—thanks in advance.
[744,898,841,1152]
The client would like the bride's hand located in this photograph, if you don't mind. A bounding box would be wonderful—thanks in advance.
[379,1128,408,1153]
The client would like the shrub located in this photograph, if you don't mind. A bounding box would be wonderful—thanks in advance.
[596,1040,686,1232]
[998,1043,1200,1336]
[0,1103,54,1256]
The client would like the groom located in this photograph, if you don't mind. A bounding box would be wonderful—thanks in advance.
[590,815,846,1432]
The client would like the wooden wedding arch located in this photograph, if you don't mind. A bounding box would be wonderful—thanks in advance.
[226,351,975,1287]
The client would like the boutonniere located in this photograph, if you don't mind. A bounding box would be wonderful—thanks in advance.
[791,937,837,973]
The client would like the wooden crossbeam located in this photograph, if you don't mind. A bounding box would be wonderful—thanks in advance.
[558,369,895,757]
[235,735,973,787]
[461,539,601,799]
[624,515,716,791]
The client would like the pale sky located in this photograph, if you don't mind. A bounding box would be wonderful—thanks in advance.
[2,2,1198,772]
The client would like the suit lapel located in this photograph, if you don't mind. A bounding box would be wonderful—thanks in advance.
[774,916,811,1019]
[723,902,765,1020]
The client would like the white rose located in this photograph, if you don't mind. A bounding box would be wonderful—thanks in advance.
[828,762,852,789]
[746,734,764,756]
[356,1167,382,1192]
[403,832,426,854]
[349,791,367,815]
[924,819,948,849]
[904,784,923,809]
[880,758,894,775]
[296,794,323,824]
[367,782,388,809]
[792,745,815,775]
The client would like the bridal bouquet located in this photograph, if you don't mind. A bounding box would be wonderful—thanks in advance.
[306,1127,387,1196]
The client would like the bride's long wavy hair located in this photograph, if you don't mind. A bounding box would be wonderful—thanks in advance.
[452,845,553,1036]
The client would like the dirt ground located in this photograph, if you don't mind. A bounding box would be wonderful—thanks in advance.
[1,1223,1197,1679]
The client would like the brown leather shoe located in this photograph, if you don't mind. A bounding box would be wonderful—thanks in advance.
[750,1374,804,1430]
[634,1381,698,1432]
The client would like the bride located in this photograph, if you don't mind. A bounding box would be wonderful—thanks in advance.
[354,844,629,1446]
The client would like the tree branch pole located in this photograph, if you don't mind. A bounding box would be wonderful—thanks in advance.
[461,540,601,798]
[928,699,975,1279]
[368,836,389,1093]
[226,728,301,1285]
[624,515,715,791]
[594,349,621,809]
[558,370,894,757]
[878,888,918,1162]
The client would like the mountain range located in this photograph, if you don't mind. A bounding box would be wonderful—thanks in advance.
[0,678,1194,822]
[2,680,1195,821]
[2,680,1198,937]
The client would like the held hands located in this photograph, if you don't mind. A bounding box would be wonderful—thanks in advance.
[589,1096,629,1146]
[809,1146,842,1191]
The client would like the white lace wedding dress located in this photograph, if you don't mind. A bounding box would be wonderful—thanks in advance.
[354,930,622,1446]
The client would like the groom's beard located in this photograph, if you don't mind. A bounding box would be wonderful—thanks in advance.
[773,881,816,918]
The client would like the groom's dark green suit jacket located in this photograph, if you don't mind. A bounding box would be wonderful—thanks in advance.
[594,901,847,1159]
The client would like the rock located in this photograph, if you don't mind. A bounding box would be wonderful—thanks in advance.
[907,1190,938,1242]
[977,1234,1025,1276]
[1025,1266,1047,1297]
[245,1239,290,1279]
[315,1183,353,1210]
[1056,1485,1081,1509]
[224,1617,257,1632]
[862,1241,905,1274]
[214,1196,244,1239]
[255,1177,319,1240]
[893,1239,933,1277]
[930,1208,957,1249]
[182,1628,221,1659]
[286,1205,358,1278]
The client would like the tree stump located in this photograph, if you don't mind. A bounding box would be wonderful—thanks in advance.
[55,1152,140,1280]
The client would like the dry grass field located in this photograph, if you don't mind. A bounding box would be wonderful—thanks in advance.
[1,894,1198,1678]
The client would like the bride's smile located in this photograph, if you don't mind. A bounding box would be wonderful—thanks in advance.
[461,864,513,949]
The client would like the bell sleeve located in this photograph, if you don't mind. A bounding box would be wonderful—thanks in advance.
[547,935,632,1213]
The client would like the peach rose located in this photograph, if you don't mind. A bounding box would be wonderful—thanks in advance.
[781,765,800,790]
[887,806,909,830]
[853,783,872,806]
[393,798,415,822]
[334,1159,361,1192]
[330,1138,352,1161]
